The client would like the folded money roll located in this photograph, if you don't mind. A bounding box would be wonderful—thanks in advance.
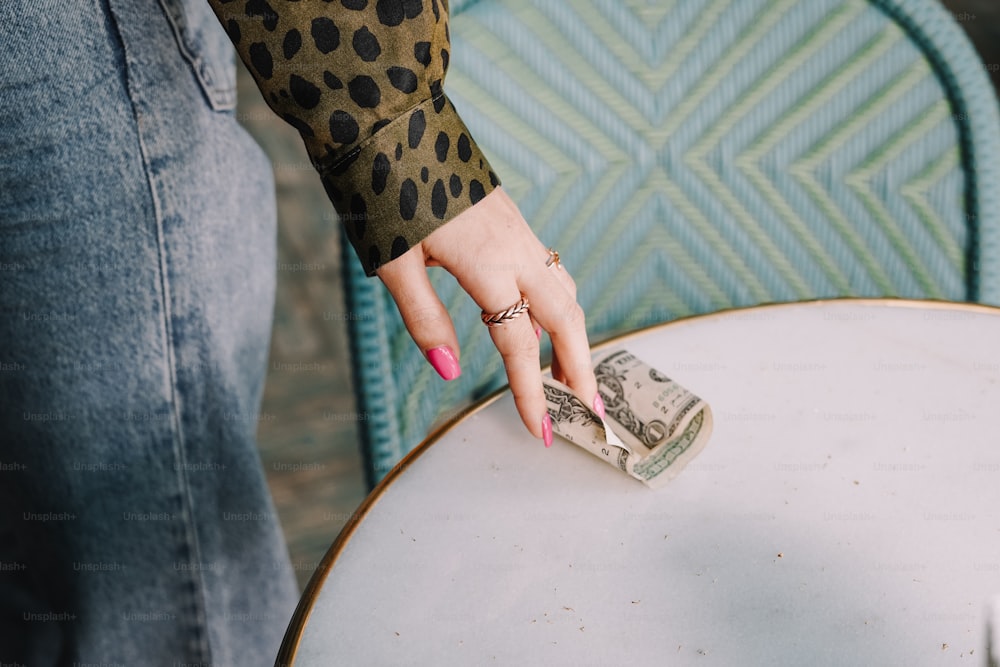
[542,349,714,489]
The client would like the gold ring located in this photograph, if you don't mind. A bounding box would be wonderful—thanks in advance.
[545,248,561,269]
[481,296,530,327]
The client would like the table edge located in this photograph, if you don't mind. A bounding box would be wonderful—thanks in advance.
[275,296,1000,665]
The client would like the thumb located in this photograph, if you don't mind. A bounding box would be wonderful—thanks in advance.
[376,245,462,381]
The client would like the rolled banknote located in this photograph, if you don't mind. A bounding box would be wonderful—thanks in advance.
[542,349,713,488]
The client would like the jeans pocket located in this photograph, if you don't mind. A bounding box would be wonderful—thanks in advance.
[157,0,237,111]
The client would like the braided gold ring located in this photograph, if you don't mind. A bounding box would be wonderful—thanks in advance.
[545,248,561,269]
[481,296,530,327]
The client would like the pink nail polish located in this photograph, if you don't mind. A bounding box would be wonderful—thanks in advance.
[593,393,606,420]
[542,413,553,448]
[426,346,461,381]
[534,326,542,341]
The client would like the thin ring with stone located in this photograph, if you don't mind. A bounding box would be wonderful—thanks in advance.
[545,248,561,269]
[481,296,530,327]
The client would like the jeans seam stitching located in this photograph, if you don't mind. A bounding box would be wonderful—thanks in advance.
[155,0,235,111]
[103,0,214,661]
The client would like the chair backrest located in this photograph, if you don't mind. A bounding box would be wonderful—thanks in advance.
[343,0,1000,486]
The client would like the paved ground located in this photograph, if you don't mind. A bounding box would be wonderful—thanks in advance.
[239,1,1000,591]
[236,65,367,588]
[940,0,1000,90]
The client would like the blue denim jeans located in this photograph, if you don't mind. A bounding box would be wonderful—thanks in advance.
[0,0,299,663]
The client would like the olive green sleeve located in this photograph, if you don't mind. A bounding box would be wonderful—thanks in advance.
[208,0,499,276]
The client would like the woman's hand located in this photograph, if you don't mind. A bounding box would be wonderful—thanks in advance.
[375,186,602,446]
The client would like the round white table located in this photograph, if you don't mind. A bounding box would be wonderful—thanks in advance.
[280,300,1000,666]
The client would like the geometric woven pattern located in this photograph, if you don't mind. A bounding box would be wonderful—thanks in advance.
[343,0,1000,485]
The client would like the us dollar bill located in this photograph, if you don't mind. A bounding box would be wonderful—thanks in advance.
[542,349,713,489]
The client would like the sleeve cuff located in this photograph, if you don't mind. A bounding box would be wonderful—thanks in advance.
[316,93,500,277]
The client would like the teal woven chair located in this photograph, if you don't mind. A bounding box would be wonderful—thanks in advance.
[342,0,1000,487]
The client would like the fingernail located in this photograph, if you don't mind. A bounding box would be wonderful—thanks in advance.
[542,413,553,448]
[593,393,606,420]
[534,326,542,341]
[426,346,461,381]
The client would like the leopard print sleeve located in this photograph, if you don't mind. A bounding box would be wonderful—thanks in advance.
[208,0,499,276]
